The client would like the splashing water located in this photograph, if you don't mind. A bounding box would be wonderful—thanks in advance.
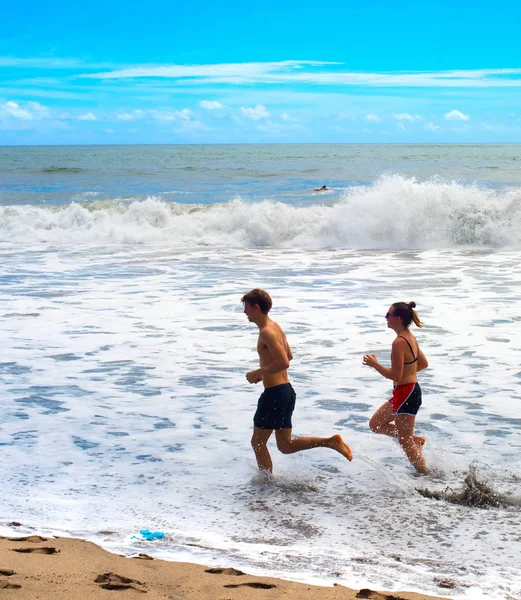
[417,463,521,509]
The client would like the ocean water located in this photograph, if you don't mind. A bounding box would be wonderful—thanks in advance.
[1,144,521,600]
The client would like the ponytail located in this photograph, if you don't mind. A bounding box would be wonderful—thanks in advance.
[392,301,423,328]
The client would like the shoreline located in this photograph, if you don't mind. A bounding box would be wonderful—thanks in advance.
[0,534,448,600]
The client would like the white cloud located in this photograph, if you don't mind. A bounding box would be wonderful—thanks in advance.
[175,119,208,131]
[365,114,382,122]
[78,112,96,121]
[0,100,51,120]
[2,101,32,120]
[103,128,114,133]
[424,121,440,132]
[336,112,353,121]
[116,110,143,121]
[444,109,470,121]
[199,100,223,110]
[175,109,194,120]
[240,104,270,120]
[256,120,280,133]
[449,125,470,131]
[397,122,406,130]
[393,113,423,121]
[152,110,177,121]
[115,109,179,122]
[25,101,51,118]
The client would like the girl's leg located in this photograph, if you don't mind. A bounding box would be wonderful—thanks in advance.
[369,401,399,437]
[395,414,429,474]
[369,403,428,473]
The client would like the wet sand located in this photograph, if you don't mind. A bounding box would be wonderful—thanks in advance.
[0,534,447,600]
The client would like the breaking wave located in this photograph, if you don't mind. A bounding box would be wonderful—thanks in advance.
[1,176,521,248]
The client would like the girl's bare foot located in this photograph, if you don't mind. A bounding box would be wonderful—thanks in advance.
[413,435,426,447]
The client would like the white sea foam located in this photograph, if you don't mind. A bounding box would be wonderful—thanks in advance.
[1,241,521,599]
[1,176,521,248]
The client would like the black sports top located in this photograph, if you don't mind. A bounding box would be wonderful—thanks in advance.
[398,335,418,364]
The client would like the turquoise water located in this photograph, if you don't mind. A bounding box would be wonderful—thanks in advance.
[1,144,520,599]
[1,144,521,206]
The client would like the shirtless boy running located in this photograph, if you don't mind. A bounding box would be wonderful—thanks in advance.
[242,289,352,474]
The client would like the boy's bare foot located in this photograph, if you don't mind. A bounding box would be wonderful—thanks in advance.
[329,434,353,461]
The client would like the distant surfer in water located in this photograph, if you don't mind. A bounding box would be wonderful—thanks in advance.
[363,302,429,474]
[242,289,352,474]
[314,185,329,191]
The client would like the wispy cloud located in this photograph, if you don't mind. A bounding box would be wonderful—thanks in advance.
[115,109,185,122]
[424,121,440,132]
[365,114,382,122]
[240,104,270,120]
[199,100,224,109]
[79,61,521,88]
[256,121,280,133]
[0,57,83,68]
[0,86,87,99]
[78,112,97,121]
[393,113,423,121]
[174,119,208,132]
[80,60,336,80]
[444,109,470,121]
[176,109,194,120]
[0,56,115,69]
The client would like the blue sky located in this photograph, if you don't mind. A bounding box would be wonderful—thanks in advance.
[1,0,521,144]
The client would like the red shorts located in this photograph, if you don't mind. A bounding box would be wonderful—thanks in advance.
[389,382,422,415]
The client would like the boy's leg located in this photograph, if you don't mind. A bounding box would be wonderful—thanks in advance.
[275,429,352,461]
[251,427,274,473]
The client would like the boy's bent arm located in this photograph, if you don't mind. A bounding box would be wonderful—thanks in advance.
[258,330,290,374]
[245,330,291,384]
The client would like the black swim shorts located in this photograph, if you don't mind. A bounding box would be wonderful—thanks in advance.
[253,383,296,430]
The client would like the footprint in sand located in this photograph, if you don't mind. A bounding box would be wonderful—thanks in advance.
[224,583,276,590]
[12,547,59,555]
[356,590,406,600]
[205,567,245,576]
[8,536,48,543]
[0,571,20,590]
[95,572,147,593]
[0,581,22,589]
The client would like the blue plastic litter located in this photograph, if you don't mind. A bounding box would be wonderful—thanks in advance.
[139,529,164,540]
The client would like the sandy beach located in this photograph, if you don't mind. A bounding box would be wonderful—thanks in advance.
[0,532,449,600]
